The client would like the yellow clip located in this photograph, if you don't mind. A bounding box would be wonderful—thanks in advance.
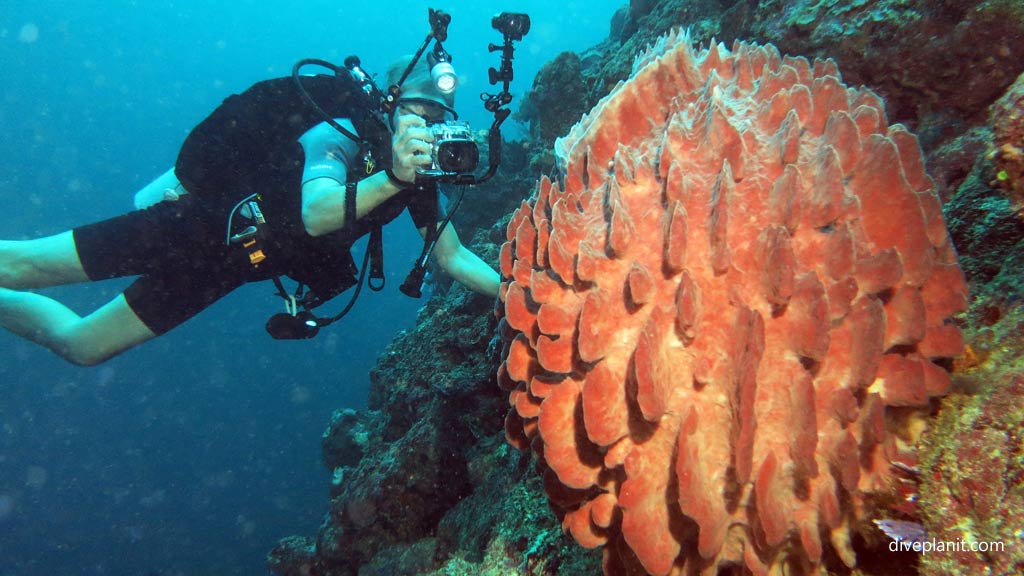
[241,239,265,265]
[365,157,375,174]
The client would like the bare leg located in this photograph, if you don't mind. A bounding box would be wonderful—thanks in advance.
[0,289,156,365]
[0,231,156,365]
[0,231,90,288]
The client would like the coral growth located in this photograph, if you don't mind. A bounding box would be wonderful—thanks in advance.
[584,0,1024,149]
[918,305,1024,575]
[496,31,967,574]
[943,141,1024,310]
[920,375,1024,575]
[526,52,591,149]
[269,276,600,576]
[990,72,1024,212]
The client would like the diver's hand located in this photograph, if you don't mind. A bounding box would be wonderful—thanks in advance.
[391,113,434,185]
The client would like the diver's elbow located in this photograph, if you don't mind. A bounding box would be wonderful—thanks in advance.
[302,208,330,237]
[433,244,457,273]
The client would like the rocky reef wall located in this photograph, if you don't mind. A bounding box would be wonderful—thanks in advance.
[270,1,1024,575]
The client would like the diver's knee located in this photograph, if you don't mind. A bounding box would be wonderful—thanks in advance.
[0,235,85,289]
[0,241,20,288]
[75,354,111,367]
[53,330,115,367]
[0,240,38,288]
[61,344,113,367]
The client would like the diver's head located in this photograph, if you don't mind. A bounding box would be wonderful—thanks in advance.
[387,55,458,123]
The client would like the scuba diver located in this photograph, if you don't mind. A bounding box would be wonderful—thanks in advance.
[0,9,530,366]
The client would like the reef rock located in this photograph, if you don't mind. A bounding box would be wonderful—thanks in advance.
[496,31,968,574]
[920,370,1024,575]
[990,72,1024,212]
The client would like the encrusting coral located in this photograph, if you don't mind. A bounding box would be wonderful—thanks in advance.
[990,72,1024,213]
[496,30,968,575]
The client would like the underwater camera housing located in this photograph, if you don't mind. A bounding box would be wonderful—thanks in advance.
[418,121,479,178]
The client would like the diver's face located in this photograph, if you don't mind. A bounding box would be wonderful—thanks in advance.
[397,101,447,125]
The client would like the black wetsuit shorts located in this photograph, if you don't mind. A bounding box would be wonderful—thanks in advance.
[72,194,268,334]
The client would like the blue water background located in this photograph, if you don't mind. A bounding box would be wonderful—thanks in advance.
[0,1,623,574]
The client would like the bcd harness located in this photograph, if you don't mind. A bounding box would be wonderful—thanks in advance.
[226,155,413,340]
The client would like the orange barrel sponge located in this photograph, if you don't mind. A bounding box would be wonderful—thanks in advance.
[496,30,968,575]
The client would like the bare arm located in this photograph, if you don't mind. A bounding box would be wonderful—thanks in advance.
[302,172,404,236]
[301,114,434,236]
[425,222,500,297]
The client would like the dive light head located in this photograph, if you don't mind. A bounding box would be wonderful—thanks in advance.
[428,49,457,95]
[427,8,456,94]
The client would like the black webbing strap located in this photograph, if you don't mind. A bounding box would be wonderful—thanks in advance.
[368,224,385,290]
[384,167,415,189]
[345,181,357,228]
[346,180,385,291]
[272,276,290,300]
[271,275,304,315]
